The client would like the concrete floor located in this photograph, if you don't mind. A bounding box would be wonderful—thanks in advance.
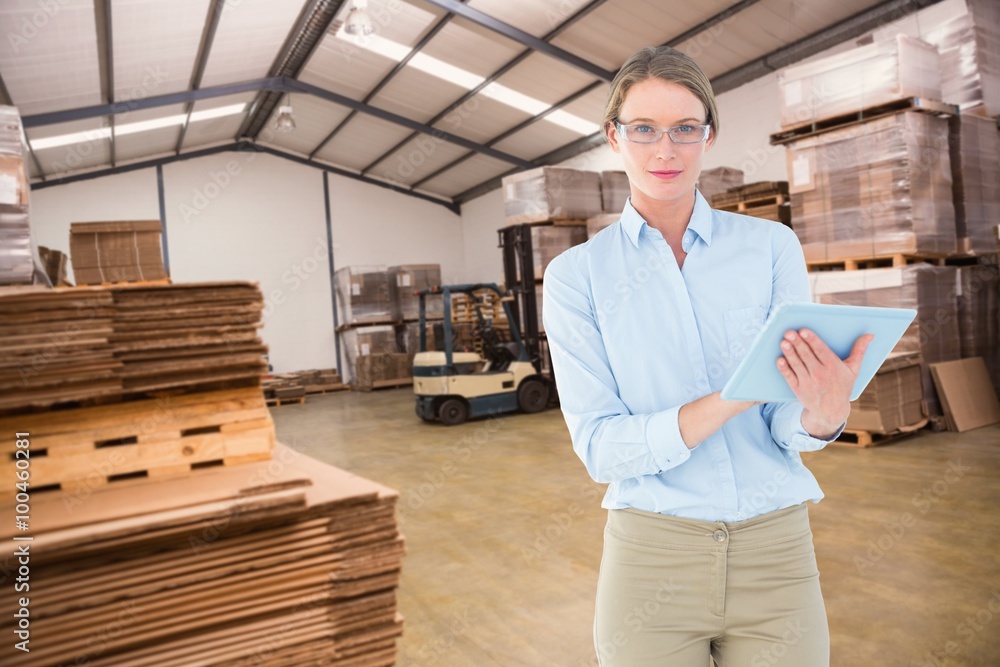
[271,389,1000,667]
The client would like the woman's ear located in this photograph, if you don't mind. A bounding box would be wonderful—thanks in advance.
[606,121,621,153]
[705,126,715,151]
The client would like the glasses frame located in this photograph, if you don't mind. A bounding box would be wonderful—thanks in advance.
[614,120,712,145]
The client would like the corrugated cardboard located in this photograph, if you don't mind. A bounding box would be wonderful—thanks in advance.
[930,357,1000,431]
[502,167,603,224]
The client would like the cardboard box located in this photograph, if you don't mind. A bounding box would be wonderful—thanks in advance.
[601,171,630,214]
[957,263,1000,396]
[930,357,1000,431]
[777,34,941,128]
[924,0,1000,117]
[847,353,926,433]
[502,167,603,225]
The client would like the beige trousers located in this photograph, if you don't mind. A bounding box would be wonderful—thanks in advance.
[594,503,829,667]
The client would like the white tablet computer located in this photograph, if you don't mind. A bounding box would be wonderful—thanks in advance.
[720,302,917,403]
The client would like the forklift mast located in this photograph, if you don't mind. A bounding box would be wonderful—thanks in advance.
[498,224,545,374]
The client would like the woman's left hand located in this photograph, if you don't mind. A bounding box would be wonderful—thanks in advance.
[776,328,874,440]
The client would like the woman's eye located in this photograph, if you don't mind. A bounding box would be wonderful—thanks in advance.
[635,125,656,133]
[675,125,695,133]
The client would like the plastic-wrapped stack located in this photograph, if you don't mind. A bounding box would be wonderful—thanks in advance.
[388,263,443,321]
[924,0,1000,117]
[340,325,410,390]
[696,166,743,204]
[810,265,960,417]
[847,353,926,434]
[786,112,956,262]
[776,35,941,128]
[335,266,393,327]
[532,226,587,280]
[0,106,32,284]
[502,167,603,225]
[957,263,1000,396]
[948,115,1000,255]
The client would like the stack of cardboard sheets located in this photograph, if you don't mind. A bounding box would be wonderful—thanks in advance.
[0,444,404,667]
[0,282,267,413]
[69,221,167,285]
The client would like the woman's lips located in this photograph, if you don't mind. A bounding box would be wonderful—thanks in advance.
[649,170,682,180]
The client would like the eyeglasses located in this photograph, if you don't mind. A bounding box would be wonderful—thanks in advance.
[615,121,711,144]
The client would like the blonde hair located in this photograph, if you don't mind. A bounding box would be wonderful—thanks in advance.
[604,46,719,140]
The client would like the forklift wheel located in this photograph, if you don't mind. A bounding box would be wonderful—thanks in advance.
[438,398,469,426]
[517,379,549,414]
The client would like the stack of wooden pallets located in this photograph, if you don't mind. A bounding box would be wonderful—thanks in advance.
[710,181,791,226]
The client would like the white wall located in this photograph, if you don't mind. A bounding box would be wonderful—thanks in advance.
[30,151,462,375]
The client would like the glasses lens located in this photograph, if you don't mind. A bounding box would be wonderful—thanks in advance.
[622,124,661,143]
[668,125,708,144]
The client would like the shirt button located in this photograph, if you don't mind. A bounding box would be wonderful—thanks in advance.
[713,530,727,542]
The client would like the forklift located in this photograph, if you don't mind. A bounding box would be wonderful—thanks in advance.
[412,283,550,425]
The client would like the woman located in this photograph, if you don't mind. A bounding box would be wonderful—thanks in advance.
[542,46,872,666]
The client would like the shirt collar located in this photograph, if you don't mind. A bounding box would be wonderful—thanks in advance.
[619,189,714,249]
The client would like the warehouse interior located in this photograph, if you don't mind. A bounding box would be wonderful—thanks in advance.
[1,0,999,665]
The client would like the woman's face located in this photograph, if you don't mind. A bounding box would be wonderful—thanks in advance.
[606,77,714,209]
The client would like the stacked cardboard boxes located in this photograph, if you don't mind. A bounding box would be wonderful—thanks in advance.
[501,167,603,225]
[388,263,443,321]
[696,167,744,204]
[532,226,587,280]
[847,353,926,434]
[785,112,956,262]
[711,181,792,226]
[948,114,1000,255]
[600,171,630,214]
[957,263,1000,396]
[335,266,393,327]
[924,0,1000,117]
[0,106,33,285]
[69,221,168,285]
[810,266,960,418]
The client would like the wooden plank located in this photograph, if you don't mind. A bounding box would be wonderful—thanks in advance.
[769,97,958,145]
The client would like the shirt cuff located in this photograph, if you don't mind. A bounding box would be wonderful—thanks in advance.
[645,406,693,472]
[779,403,845,451]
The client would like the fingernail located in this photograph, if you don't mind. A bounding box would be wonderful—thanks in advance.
[801,330,809,339]
[781,341,791,350]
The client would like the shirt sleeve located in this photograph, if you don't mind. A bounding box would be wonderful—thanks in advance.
[543,252,693,484]
[759,225,845,451]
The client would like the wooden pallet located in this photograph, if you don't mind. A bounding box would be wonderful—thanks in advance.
[832,418,928,448]
[71,277,173,288]
[806,253,949,271]
[266,395,306,407]
[304,383,349,395]
[717,193,788,212]
[770,97,958,145]
[0,386,274,494]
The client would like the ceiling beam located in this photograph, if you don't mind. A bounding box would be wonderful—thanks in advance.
[0,73,45,180]
[28,141,460,214]
[236,0,346,141]
[94,0,116,167]
[309,5,460,160]
[421,0,615,82]
[411,80,603,190]
[175,0,227,154]
[22,77,533,169]
[359,0,610,176]
[287,79,534,167]
[450,0,947,206]
[22,78,283,128]
[662,0,763,48]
